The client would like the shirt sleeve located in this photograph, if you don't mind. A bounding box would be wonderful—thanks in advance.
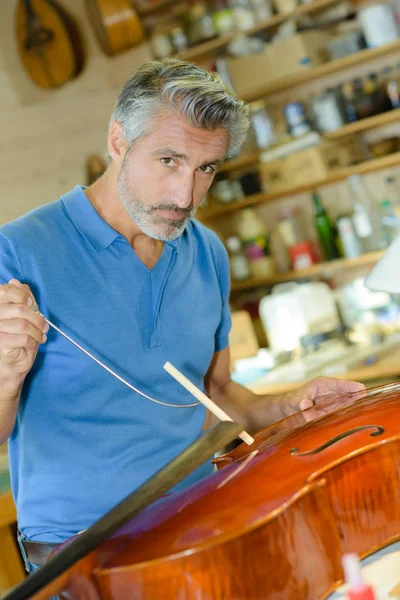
[0,232,24,284]
[210,233,232,353]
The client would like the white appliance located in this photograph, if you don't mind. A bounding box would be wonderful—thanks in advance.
[259,281,341,354]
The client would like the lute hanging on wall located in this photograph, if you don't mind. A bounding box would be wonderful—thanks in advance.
[85,0,145,57]
[15,0,85,89]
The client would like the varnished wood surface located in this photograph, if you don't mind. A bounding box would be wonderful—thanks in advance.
[15,0,82,89]
[29,382,400,599]
[85,0,144,57]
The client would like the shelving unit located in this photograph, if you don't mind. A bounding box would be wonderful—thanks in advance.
[139,1,400,294]
[230,251,384,291]
[178,0,339,61]
[200,151,400,219]
[241,40,400,102]
[219,110,400,175]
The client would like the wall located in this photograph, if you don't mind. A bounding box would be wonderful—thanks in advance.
[0,0,152,225]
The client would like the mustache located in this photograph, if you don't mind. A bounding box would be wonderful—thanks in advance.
[150,203,193,215]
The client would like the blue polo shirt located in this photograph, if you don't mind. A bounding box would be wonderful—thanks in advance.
[0,186,232,542]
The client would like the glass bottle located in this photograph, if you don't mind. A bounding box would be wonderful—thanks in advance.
[347,175,387,252]
[312,192,340,260]
[250,101,276,148]
[237,208,275,278]
[341,81,358,123]
[186,1,216,46]
[225,236,251,280]
[211,0,236,34]
[383,66,400,109]
[229,0,255,30]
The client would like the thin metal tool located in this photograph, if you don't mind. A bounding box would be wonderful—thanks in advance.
[42,315,201,409]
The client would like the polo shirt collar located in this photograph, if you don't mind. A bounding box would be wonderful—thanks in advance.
[61,186,121,252]
[61,185,184,254]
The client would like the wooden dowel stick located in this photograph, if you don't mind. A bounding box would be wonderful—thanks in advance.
[163,361,255,446]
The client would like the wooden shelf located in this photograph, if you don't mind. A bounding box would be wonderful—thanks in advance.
[219,151,261,174]
[324,108,400,140]
[200,151,400,218]
[178,0,339,61]
[231,251,385,291]
[212,110,400,175]
[136,0,179,16]
[242,40,400,102]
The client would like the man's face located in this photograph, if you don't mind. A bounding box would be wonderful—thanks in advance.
[116,112,229,241]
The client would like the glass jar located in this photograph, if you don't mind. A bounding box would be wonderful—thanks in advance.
[229,0,256,30]
[250,0,273,21]
[251,100,276,148]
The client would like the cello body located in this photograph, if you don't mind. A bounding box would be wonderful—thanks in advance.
[32,383,400,600]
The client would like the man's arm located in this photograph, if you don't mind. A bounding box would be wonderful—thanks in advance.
[204,347,365,433]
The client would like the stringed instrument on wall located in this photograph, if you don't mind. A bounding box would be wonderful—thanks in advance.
[85,0,145,57]
[15,0,85,89]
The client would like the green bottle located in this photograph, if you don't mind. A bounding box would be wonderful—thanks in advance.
[312,191,339,261]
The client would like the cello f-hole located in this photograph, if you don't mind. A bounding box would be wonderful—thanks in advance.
[290,425,385,457]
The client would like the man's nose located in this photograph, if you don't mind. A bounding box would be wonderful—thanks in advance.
[173,173,195,209]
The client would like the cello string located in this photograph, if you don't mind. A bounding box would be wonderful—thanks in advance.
[42,315,201,409]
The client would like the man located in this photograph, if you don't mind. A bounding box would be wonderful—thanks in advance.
[0,59,364,574]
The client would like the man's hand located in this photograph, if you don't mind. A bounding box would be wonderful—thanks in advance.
[282,377,366,416]
[0,279,48,387]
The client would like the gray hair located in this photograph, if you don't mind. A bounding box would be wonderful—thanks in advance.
[109,58,250,158]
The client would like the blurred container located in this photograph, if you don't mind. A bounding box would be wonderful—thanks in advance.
[230,0,256,29]
[311,89,346,132]
[369,137,399,158]
[283,102,312,137]
[251,101,276,148]
[289,241,315,270]
[226,236,251,280]
[170,26,189,52]
[358,2,400,48]
[237,208,275,277]
[274,0,297,14]
[336,215,362,258]
[250,0,273,20]
[239,171,262,196]
[150,28,174,58]
[327,31,365,60]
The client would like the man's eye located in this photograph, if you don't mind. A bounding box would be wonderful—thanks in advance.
[161,158,175,166]
[200,165,215,174]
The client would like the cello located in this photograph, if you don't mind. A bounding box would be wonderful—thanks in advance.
[5,381,400,600]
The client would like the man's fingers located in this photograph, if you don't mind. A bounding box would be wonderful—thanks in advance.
[0,332,40,352]
[0,281,35,309]
[0,319,47,345]
[0,303,47,333]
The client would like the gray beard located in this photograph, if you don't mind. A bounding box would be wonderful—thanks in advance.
[117,167,197,242]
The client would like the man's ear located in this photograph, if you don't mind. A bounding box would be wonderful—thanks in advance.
[108,121,128,168]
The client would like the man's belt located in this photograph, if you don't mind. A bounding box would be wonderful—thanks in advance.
[21,540,59,567]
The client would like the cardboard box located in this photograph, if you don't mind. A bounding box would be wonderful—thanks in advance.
[267,31,332,79]
[226,48,274,98]
[259,140,362,193]
[226,31,331,97]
